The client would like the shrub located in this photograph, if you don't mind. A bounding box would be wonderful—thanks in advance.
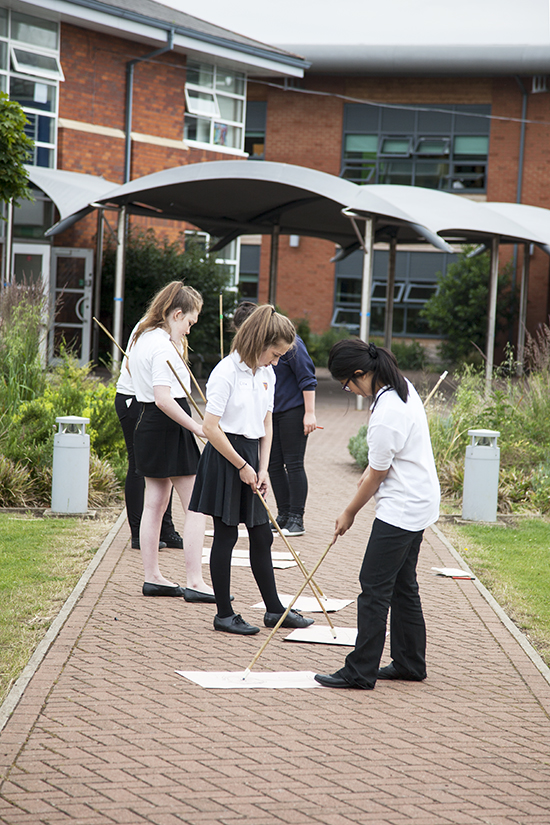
[293,318,350,367]
[388,340,427,371]
[348,424,369,469]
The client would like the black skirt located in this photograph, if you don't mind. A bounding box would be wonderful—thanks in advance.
[189,433,269,527]
[134,398,200,478]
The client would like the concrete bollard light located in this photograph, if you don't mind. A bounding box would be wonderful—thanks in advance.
[462,428,500,522]
[51,416,90,514]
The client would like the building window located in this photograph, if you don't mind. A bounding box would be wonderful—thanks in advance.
[184,230,240,286]
[333,248,457,337]
[0,8,61,168]
[238,243,260,299]
[341,103,491,192]
[244,101,266,159]
[184,62,246,152]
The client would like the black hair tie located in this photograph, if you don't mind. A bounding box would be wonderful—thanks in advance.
[368,342,378,358]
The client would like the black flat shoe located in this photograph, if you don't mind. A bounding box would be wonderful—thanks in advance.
[314,672,355,689]
[213,614,260,635]
[315,672,372,689]
[377,662,425,681]
[264,609,314,629]
[142,582,185,597]
[183,588,234,604]
[159,531,183,549]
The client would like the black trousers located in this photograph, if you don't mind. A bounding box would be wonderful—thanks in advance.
[340,518,426,689]
[268,404,309,518]
[115,393,174,542]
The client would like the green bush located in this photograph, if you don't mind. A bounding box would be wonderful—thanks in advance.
[389,340,427,371]
[294,319,350,367]
[348,424,369,469]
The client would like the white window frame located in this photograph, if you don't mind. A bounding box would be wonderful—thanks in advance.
[184,62,247,154]
[10,44,64,81]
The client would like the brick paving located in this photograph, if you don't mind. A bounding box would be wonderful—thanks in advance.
[1,372,550,824]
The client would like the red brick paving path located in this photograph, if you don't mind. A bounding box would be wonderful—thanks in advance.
[1,373,550,824]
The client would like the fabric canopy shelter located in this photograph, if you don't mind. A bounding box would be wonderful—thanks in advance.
[26,166,117,224]
[346,184,550,386]
[47,161,454,364]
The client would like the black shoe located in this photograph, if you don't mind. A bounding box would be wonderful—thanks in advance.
[160,530,183,549]
[132,539,167,550]
[377,662,426,681]
[314,672,355,689]
[142,582,184,597]
[183,589,234,604]
[214,614,260,635]
[271,514,288,532]
[281,517,305,537]
[264,609,314,629]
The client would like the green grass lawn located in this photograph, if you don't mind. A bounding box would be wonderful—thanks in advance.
[0,512,117,705]
[439,518,550,665]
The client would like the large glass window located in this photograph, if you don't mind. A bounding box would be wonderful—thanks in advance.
[184,61,246,152]
[341,103,491,192]
[184,230,241,286]
[245,101,267,159]
[333,248,457,337]
[0,9,61,168]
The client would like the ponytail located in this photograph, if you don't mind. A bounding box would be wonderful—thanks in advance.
[232,304,295,368]
[328,339,409,403]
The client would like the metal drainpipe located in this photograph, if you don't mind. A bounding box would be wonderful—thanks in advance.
[510,76,528,347]
[124,29,175,183]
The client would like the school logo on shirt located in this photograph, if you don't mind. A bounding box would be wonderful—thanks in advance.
[263,382,268,390]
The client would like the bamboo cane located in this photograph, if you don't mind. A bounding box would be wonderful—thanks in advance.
[253,489,336,638]
[219,292,224,360]
[165,360,206,446]
[93,316,128,360]
[423,370,448,408]
[243,538,336,679]
[170,340,207,405]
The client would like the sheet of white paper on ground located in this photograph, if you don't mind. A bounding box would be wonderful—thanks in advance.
[432,567,475,579]
[176,670,322,689]
[203,547,295,561]
[252,594,353,613]
[284,626,358,646]
[202,552,296,569]
[205,528,294,541]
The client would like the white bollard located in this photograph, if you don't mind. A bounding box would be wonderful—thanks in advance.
[51,416,90,514]
[462,428,500,522]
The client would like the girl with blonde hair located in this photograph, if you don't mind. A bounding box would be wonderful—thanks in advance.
[128,281,213,601]
[190,304,314,634]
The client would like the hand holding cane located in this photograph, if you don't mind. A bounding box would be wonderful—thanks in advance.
[253,489,337,638]
[243,538,336,679]
[165,360,206,446]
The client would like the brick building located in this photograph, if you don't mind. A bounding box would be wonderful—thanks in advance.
[3,0,550,361]
[0,0,306,363]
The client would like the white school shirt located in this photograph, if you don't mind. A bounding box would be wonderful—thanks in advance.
[115,323,138,396]
[367,379,440,532]
[205,350,275,438]
[127,327,190,403]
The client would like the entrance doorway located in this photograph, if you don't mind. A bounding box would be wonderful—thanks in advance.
[50,248,93,367]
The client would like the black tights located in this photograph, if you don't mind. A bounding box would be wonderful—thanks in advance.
[210,518,285,618]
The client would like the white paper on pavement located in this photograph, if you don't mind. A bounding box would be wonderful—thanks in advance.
[176,670,323,689]
[252,595,353,613]
[284,626,358,646]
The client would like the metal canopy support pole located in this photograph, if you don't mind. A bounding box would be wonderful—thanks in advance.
[485,235,500,394]
[91,208,104,365]
[112,205,126,367]
[357,216,374,411]
[516,242,530,375]
[384,235,397,350]
[268,223,280,306]
[3,199,13,287]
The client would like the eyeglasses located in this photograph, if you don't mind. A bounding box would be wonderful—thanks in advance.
[342,378,352,392]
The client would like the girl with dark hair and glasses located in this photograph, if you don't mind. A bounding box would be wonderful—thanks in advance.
[315,340,440,690]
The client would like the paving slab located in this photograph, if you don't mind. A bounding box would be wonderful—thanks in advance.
[1,372,550,824]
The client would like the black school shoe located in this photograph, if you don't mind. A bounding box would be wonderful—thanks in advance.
[270,514,288,532]
[281,516,305,537]
[159,530,184,549]
[264,609,314,629]
[377,662,426,681]
[132,538,167,550]
[214,614,260,635]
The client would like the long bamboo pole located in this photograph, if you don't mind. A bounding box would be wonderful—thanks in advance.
[93,316,128,360]
[219,292,224,360]
[423,370,448,408]
[243,539,336,679]
[166,360,206,445]
[170,340,207,405]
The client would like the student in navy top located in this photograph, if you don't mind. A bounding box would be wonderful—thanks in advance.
[315,340,440,690]
[268,334,317,537]
[190,304,314,635]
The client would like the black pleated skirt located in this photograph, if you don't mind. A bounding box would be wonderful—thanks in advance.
[134,398,200,478]
[189,433,269,527]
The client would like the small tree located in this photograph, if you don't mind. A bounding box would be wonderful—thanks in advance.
[101,228,237,365]
[0,92,34,212]
[421,246,513,364]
